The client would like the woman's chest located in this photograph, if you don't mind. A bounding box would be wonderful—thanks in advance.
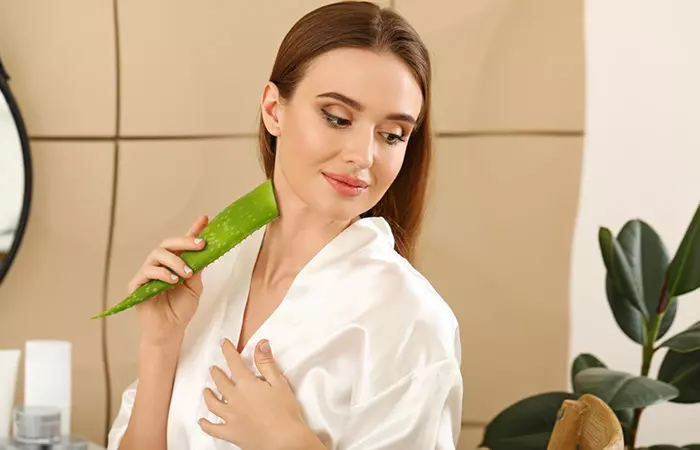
[236,276,291,353]
[167,316,367,449]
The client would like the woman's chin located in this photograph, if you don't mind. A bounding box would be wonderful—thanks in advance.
[313,201,366,224]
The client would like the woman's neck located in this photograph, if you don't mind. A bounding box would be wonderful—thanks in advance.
[253,177,357,287]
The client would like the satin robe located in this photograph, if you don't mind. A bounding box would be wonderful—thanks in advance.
[107,217,463,449]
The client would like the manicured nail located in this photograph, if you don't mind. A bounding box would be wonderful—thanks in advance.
[260,340,270,353]
[170,274,178,281]
[194,238,203,245]
[184,266,192,274]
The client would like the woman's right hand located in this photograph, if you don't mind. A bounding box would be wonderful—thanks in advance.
[127,215,209,347]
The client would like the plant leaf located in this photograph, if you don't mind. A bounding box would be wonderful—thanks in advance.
[605,273,679,345]
[599,227,647,316]
[658,297,679,341]
[571,353,606,390]
[573,367,679,409]
[598,222,679,340]
[658,348,700,404]
[570,354,635,440]
[615,408,634,443]
[618,220,673,322]
[659,321,700,353]
[480,392,579,450]
[605,273,644,344]
[637,446,700,450]
[638,447,683,450]
[667,203,700,297]
[637,447,680,450]
[599,227,616,272]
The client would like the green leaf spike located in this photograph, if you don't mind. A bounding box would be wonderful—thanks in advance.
[92,179,279,319]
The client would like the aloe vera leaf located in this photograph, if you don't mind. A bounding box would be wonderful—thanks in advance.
[92,179,279,319]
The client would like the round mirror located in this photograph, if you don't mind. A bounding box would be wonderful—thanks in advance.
[0,56,32,285]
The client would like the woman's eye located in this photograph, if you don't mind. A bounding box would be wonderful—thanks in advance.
[380,132,406,146]
[322,109,351,127]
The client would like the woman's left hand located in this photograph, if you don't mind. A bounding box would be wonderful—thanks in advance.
[199,338,325,450]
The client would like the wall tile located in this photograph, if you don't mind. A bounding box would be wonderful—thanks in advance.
[395,0,584,133]
[415,136,583,423]
[105,137,265,421]
[118,0,363,136]
[0,2,116,136]
[0,141,114,444]
[459,426,485,450]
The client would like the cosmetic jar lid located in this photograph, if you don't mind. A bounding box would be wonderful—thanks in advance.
[51,436,89,450]
[0,439,20,449]
[11,405,61,444]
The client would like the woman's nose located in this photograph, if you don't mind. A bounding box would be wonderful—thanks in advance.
[343,130,375,168]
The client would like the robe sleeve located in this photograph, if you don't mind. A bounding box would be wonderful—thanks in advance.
[106,379,138,450]
[338,359,463,450]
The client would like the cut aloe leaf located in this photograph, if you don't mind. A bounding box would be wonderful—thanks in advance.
[92,179,279,319]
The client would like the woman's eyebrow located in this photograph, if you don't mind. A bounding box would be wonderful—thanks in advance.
[317,92,364,111]
[316,92,417,124]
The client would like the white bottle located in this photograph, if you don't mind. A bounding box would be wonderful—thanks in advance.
[23,340,71,436]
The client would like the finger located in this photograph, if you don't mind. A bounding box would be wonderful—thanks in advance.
[198,417,227,440]
[183,270,203,296]
[186,215,209,238]
[130,265,181,291]
[210,366,236,401]
[146,247,194,279]
[159,235,206,253]
[221,338,256,383]
[254,339,285,387]
[203,387,229,420]
[127,264,181,293]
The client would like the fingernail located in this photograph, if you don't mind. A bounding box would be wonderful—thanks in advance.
[184,265,192,274]
[170,274,178,281]
[260,340,270,353]
[221,337,228,347]
[194,238,203,245]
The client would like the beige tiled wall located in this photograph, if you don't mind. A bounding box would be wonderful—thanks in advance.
[0,0,584,447]
[0,142,114,440]
[417,136,582,430]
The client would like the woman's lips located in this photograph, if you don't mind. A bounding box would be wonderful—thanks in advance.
[323,172,369,197]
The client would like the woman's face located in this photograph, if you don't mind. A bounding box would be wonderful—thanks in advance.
[261,48,423,223]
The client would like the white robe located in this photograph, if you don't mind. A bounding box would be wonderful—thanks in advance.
[107,217,463,449]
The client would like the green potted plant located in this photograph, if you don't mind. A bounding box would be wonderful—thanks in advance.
[480,204,700,450]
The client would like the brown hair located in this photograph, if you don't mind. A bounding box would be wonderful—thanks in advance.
[258,1,433,263]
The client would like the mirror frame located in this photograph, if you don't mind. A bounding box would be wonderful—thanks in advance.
[0,56,33,285]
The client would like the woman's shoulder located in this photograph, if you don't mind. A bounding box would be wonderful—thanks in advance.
[348,218,457,322]
[347,239,461,363]
[338,245,462,402]
[355,236,457,319]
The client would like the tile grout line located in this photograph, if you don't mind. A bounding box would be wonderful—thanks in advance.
[30,134,258,141]
[100,0,122,443]
[462,420,488,428]
[438,130,584,138]
[29,130,584,143]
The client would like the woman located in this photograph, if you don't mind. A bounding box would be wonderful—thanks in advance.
[108,2,463,449]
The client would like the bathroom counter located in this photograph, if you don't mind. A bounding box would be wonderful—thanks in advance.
[0,442,106,450]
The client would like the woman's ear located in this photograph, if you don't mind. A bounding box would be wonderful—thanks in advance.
[261,82,283,137]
